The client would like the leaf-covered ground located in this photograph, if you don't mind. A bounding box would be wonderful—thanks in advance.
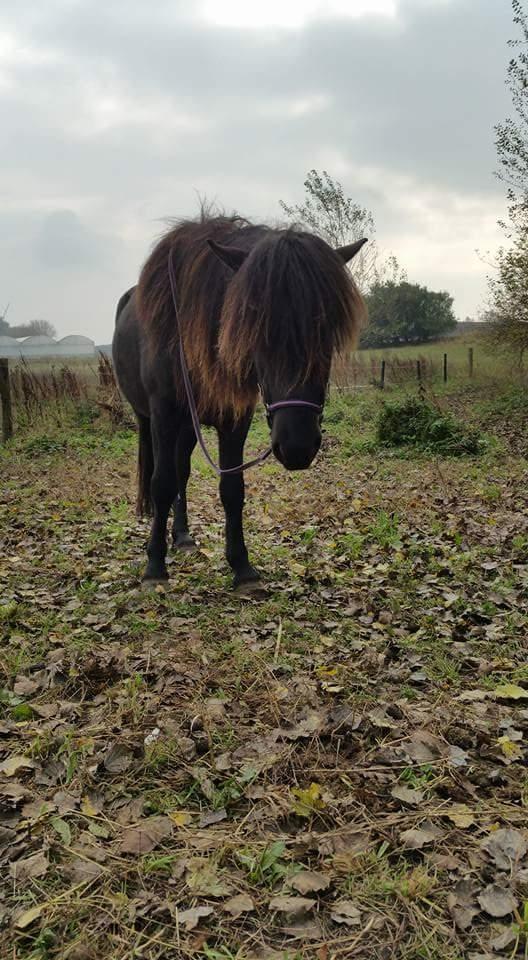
[1,386,528,960]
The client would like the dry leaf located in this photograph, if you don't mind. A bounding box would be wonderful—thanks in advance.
[269,895,316,915]
[289,870,330,894]
[185,858,233,897]
[480,828,527,869]
[15,904,44,929]
[67,857,106,883]
[391,785,424,806]
[103,742,133,774]
[223,893,255,917]
[330,900,362,926]
[282,710,327,740]
[400,821,443,850]
[120,816,172,854]
[199,808,227,828]
[291,782,326,818]
[444,804,475,829]
[477,884,517,918]
[0,755,34,777]
[494,683,528,701]
[497,735,523,762]
[170,811,192,827]
[176,905,214,930]
[10,850,49,881]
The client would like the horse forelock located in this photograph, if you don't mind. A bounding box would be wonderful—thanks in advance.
[218,230,367,390]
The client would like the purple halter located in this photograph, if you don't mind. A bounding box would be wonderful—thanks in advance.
[168,251,322,477]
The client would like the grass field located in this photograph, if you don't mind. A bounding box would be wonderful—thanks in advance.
[1,341,528,960]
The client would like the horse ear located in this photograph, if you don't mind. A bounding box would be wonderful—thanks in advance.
[335,238,368,263]
[207,239,248,272]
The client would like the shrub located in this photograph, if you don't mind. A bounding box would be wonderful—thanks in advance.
[377,397,482,456]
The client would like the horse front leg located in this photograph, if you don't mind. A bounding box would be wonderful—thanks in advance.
[218,419,260,590]
[143,407,180,585]
[172,422,197,550]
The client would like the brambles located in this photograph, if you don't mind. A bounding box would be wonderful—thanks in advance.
[377,396,483,455]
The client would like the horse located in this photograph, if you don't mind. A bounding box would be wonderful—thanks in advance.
[112,213,366,590]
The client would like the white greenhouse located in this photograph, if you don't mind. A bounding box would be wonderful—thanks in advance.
[0,334,95,359]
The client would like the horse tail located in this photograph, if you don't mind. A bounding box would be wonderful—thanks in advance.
[137,414,153,517]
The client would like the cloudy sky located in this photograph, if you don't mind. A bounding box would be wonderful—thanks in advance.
[0,0,513,343]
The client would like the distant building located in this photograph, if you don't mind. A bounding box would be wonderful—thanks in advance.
[0,334,96,359]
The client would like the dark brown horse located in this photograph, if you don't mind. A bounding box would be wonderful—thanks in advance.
[112,213,366,589]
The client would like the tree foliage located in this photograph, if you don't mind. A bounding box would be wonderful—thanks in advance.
[0,317,57,338]
[280,170,405,291]
[363,281,456,348]
[487,1,528,356]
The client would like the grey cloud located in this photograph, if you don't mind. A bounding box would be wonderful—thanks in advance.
[0,0,514,339]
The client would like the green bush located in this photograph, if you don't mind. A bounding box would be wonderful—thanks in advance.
[377,397,482,456]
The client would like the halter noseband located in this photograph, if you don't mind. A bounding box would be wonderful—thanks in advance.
[168,251,323,476]
[265,399,323,428]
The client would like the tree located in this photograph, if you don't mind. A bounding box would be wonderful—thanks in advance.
[0,304,10,335]
[487,1,528,356]
[8,319,57,338]
[279,169,405,291]
[362,281,456,348]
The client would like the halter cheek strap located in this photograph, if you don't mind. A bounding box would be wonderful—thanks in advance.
[168,251,323,477]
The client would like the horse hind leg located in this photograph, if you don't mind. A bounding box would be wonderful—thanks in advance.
[172,423,197,551]
[143,407,181,585]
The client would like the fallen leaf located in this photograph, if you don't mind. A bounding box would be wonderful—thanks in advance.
[15,904,44,929]
[199,808,227,828]
[400,821,444,850]
[480,828,528,869]
[186,858,233,897]
[176,905,214,930]
[444,804,475,829]
[103,742,133,774]
[494,683,528,701]
[10,850,49,881]
[289,870,331,894]
[269,895,316,915]
[51,817,72,846]
[282,710,327,740]
[291,782,326,818]
[120,817,172,854]
[170,811,192,827]
[223,893,255,917]
[0,755,34,777]
[13,677,39,697]
[67,857,106,883]
[447,879,479,931]
[497,735,523,762]
[330,900,362,926]
[391,785,424,806]
[490,927,518,952]
[477,884,517,918]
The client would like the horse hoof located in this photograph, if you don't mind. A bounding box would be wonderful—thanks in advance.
[172,535,198,552]
[234,579,267,599]
[141,578,169,592]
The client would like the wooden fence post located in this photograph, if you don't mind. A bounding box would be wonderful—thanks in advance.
[468,347,474,379]
[416,359,422,383]
[380,359,386,390]
[0,358,13,442]
[443,353,448,383]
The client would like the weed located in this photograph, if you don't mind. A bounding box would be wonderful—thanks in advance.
[377,396,483,455]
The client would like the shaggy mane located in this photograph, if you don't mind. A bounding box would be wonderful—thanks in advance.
[136,213,366,420]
